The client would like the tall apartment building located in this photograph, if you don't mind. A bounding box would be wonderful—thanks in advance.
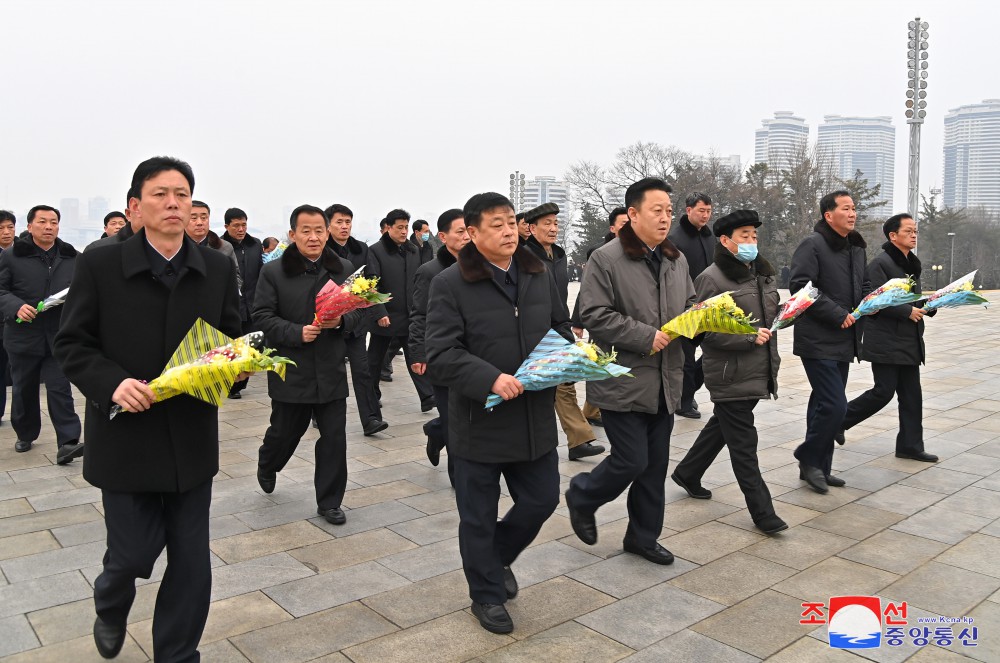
[943,99,1000,212]
[817,115,896,208]
[754,112,809,174]
[521,176,570,212]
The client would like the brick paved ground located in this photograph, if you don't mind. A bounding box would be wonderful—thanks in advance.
[1,286,997,661]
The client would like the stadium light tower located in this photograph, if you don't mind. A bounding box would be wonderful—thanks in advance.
[509,171,526,212]
[906,17,929,226]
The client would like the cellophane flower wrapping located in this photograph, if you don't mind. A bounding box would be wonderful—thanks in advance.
[770,281,820,331]
[922,270,990,311]
[262,242,288,264]
[313,266,392,325]
[38,287,70,312]
[484,329,632,409]
[109,318,296,419]
[660,292,758,340]
[851,277,923,317]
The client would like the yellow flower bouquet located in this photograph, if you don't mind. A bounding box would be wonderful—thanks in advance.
[313,266,392,325]
[660,292,758,340]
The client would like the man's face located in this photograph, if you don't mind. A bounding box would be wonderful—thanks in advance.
[28,210,60,247]
[262,240,276,254]
[0,221,15,245]
[517,218,530,240]
[289,213,328,260]
[825,195,857,237]
[628,190,673,244]
[890,216,918,252]
[387,220,409,245]
[610,213,628,236]
[328,213,353,243]
[416,223,430,240]
[132,170,192,238]
[686,201,713,228]
[105,217,126,236]
[721,226,758,254]
[227,217,248,242]
[530,214,559,247]
[439,218,470,256]
[468,207,518,261]
[188,205,210,240]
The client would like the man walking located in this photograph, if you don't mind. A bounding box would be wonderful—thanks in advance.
[671,210,787,534]
[222,207,263,399]
[187,200,239,275]
[566,177,695,564]
[411,219,434,264]
[426,192,569,634]
[840,213,938,462]
[55,157,242,661]
[0,205,83,463]
[789,191,870,493]
[0,210,16,424]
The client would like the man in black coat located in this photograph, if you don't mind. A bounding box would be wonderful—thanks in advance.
[667,192,714,419]
[222,207,264,399]
[366,208,435,411]
[409,209,468,483]
[0,204,83,462]
[789,190,870,494]
[841,213,938,462]
[411,219,435,265]
[254,205,366,526]
[54,157,242,661]
[425,192,570,634]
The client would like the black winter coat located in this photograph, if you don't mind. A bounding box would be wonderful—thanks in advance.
[0,237,78,356]
[860,243,932,365]
[222,232,264,322]
[366,232,420,337]
[789,221,871,363]
[253,244,364,404]
[409,245,456,366]
[411,232,435,265]
[425,243,572,464]
[668,215,714,282]
[327,235,370,273]
[53,230,242,493]
[523,235,569,307]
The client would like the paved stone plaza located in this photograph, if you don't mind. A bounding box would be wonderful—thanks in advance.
[0,287,998,662]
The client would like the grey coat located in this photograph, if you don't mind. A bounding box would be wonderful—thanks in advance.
[697,242,781,403]
[579,221,697,415]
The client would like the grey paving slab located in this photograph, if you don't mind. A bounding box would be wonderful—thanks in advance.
[361,569,470,629]
[342,610,512,663]
[620,629,760,663]
[934,486,1000,519]
[0,614,41,658]
[669,551,798,606]
[0,540,105,582]
[882,561,1000,617]
[742,524,856,570]
[0,570,94,619]
[803,502,905,540]
[690,590,819,659]
[312,500,425,537]
[890,505,993,544]
[855,483,948,515]
[376,536,462,582]
[567,550,698,599]
[477,621,632,663]
[209,552,315,602]
[386,510,459,545]
[50,520,106,547]
[264,560,409,617]
[508,540,602,588]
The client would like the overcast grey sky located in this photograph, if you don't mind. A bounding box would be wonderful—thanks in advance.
[2,0,997,240]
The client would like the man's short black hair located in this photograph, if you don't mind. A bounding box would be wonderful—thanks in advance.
[125,186,138,208]
[625,177,672,210]
[819,190,852,221]
[685,192,712,209]
[224,208,247,225]
[413,219,429,233]
[379,218,390,230]
[463,193,514,228]
[324,204,353,221]
[130,156,195,199]
[437,209,464,234]
[263,237,279,251]
[0,210,15,225]
[386,209,410,227]
[608,206,627,227]
[191,200,210,213]
[516,212,526,222]
[104,211,127,227]
[883,213,913,239]
[27,205,60,223]
[289,204,329,230]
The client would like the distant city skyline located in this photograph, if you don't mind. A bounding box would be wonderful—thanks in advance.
[818,115,896,207]
[943,99,1000,213]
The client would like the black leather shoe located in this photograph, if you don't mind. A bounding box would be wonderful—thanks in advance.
[754,514,789,535]
[622,538,674,565]
[503,566,518,599]
[896,451,938,462]
[799,463,829,494]
[671,472,712,499]
[824,474,846,487]
[835,430,845,445]
[257,467,276,494]
[56,442,85,465]
[421,400,437,413]
[363,419,389,436]
[569,441,605,461]
[318,507,346,525]
[675,407,701,419]
[228,391,242,400]
[94,616,126,659]
[380,373,393,383]
[565,490,597,545]
[15,439,32,453]
[471,601,513,634]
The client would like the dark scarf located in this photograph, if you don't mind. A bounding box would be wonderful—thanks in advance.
[882,241,922,280]
[435,244,458,269]
[379,230,416,255]
[814,220,867,251]
[11,236,77,258]
[713,241,775,282]
[457,242,544,283]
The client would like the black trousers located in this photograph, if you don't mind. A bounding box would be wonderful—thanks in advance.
[453,448,559,604]
[367,334,434,406]
[96,480,212,663]
[794,358,849,474]
[673,399,776,522]
[0,342,9,421]
[8,350,81,445]
[259,399,348,509]
[567,401,673,548]
[345,334,382,425]
[229,319,256,394]
[381,336,402,376]
[843,363,924,455]
[680,338,704,410]
[425,384,455,485]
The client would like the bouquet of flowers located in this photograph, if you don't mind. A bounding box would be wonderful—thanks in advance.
[851,277,923,317]
[660,292,758,341]
[262,242,288,264]
[313,266,392,325]
[921,270,990,311]
[16,287,69,324]
[110,318,295,419]
[484,329,632,409]
[770,281,820,331]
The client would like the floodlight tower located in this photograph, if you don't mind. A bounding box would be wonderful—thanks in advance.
[509,171,526,212]
[905,17,930,226]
